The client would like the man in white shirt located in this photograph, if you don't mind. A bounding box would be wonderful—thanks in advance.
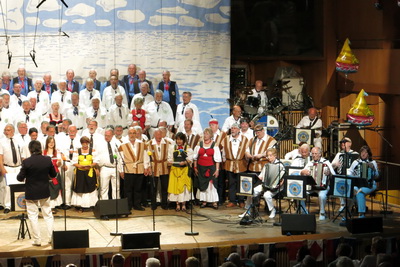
[102,75,128,111]
[80,78,101,109]
[300,146,335,220]
[240,118,254,140]
[177,107,202,135]
[146,90,174,138]
[86,97,108,129]
[15,100,41,130]
[81,119,104,152]
[64,92,87,133]
[222,105,242,133]
[131,82,154,110]
[10,83,27,109]
[51,80,72,113]
[98,128,120,200]
[248,80,268,114]
[296,107,323,148]
[175,91,200,129]
[108,94,131,134]
[27,79,49,116]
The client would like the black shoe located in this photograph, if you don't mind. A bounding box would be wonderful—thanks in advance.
[100,215,109,220]
[134,206,145,211]
[161,206,168,210]
[0,206,4,210]
[4,208,10,214]
[142,202,149,207]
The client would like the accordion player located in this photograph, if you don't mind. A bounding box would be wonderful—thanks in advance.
[348,145,379,218]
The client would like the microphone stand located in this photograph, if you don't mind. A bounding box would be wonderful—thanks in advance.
[185,159,199,236]
[272,126,291,227]
[148,151,156,231]
[111,148,124,236]
[61,154,68,231]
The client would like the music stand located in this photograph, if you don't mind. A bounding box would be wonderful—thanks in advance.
[237,173,263,224]
[284,175,315,214]
[330,175,368,223]
[293,128,315,146]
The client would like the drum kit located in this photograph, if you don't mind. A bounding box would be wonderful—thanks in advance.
[229,82,295,138]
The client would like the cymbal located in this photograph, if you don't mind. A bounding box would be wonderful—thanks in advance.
[235,88,252,95]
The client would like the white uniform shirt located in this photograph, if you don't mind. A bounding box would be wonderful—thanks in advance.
[146,101,175,127]
[102,85,128,111]
[79,89,101,109]
[27,90,50,115]
[86,107,108,129]
[108,104,131,128]
[132,93,154,110]
[64,105,87,130]
[221,115,241,132]
[175,102,200,128]
[51,90,72,114]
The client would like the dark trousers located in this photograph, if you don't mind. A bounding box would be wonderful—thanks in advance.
[227,171,244,203]
[141,175,152,205]
[217,170,226,204]
[124,173,144,210]
[154,175,169,208]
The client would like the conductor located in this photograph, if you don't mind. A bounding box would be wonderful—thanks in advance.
[17,140,57,246]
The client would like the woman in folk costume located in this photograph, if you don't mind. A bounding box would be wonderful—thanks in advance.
[71,136,99,211]
[131,97,150,132]
[167,132,193,211]
[43,136,63,214]
[193,128,222,209]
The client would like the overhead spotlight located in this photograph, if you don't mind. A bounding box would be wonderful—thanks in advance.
[30,50,38,68]
[374,0,383,10]
[7,51,12,69]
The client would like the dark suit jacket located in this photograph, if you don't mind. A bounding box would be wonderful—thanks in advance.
[12,77,33,93]
[93,79,101,91]
[66,80,80,93]
[17,154,57,200]
[41,83,58,94]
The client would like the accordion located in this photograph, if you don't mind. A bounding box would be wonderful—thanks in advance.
[338,153,358,175]
[263,163,281,192]
[311,162,327,190]
[359,162,373,188]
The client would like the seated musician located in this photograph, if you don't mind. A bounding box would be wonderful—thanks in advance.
[240,148,285,219]
[300,147,335,220]
[331,137,359,212]
[295,107,323,148]
[291,143,311,167]
[348,145,379,218]
[284,141,306,160]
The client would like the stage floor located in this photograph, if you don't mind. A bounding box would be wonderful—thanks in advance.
[0,199,399,258]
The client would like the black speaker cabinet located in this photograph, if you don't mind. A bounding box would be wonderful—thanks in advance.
[53,230,89,249]
[121,232,161,250]
[346,217,383,234]
[281,214,316,235]
[93,198,131,219]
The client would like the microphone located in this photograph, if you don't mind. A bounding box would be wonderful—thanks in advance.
[113,154,117,159]
[147,150,153,162]
[7,51,12,69]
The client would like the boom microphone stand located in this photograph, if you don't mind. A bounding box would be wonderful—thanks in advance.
[110,154,121,236]
[148,151,156,231]
[185,160,199,236]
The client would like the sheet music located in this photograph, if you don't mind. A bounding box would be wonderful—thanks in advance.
[5,173,24,186]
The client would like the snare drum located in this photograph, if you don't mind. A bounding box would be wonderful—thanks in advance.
[244,96,260,115]
[268,97,285,114]
[257,115,279,137]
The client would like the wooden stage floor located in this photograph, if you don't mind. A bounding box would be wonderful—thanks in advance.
[0,199,399,258]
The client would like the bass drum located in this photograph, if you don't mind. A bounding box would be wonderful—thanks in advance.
[256,115,279,137]
[268,97,285,114]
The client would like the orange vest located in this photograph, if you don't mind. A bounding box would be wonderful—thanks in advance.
[119,142,146,174]
[248,136,276,172]
[221,135,249,173]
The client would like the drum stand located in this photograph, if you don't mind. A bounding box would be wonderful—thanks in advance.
[241,197,263,224]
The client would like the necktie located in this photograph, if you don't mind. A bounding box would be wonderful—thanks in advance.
[119,107,122,119]
[182,104,186,114]
[156,102,160,112]
[90,134,93,150]
[68,81,72,92]
[129,77,133,85]
[25,114,29,122]
[22,135,25,140]
[18,97,22,106]
[20,78,25,89]
[257,93,261,100]
[10,138,17,164]
[165,83,169,91]
[61,92,64,102]
[46,85,51,94]
[108,142,114,164]
[37,93,40,103]
[69,139,74,160]
[93,110,98,118]
[89,91,93,100]
[339,154,344,174]
[309,119,314,128]
[73,106,78,116]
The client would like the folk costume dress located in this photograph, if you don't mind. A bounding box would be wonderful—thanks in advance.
[193,141,222,203]
[71,148,99,208]
[44,150,63,208]
[167,144,193,202]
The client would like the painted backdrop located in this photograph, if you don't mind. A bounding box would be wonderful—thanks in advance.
[0,0,231,127]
